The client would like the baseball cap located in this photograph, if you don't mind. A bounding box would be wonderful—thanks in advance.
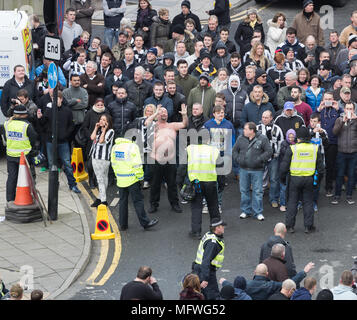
[284,101,295,110]
[147,47,158,56]
[341,86,351,94]
[210,218,227,227]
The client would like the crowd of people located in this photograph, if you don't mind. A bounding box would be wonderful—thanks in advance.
[1,0,357,300]
[119,223,357,300]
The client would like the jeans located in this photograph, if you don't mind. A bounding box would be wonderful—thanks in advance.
[335,152,357,197]
[104,27,119,49]
[266,158,280,204]
[239,168,264,217]
[46,142,77,189]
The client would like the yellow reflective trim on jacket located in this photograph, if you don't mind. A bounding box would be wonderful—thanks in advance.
[195,232,225,268]
[4,120,31,157]
[187,144,219,182]
[290,143,317,176]
[111,138,144,188]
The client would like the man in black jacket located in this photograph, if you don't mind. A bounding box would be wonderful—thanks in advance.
[38,91,80,194]
[1,65,37,117]
[106,87,137,138]
[124,66,153,117]
[120,266,163,300]
[171,1,202,34]
[233,122,273,221]
[166,80,186,123]
[260,222,297,278]
[280,127,324,233]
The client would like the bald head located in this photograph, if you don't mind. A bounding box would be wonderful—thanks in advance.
[255,264,268,276]
[274,222,287,238]
[271,243,285,259]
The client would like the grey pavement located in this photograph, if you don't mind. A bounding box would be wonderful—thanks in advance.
[92,0,245,22]
[0,159,91,300]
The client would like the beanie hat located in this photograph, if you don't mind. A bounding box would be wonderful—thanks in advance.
[303,0,313,8]
[113,61,124,71]
[316,289,334,300]
[172,25,185,35]
[181,0,191,9]
[13,104,28,115]
[200,48,211,60]
[255,68,267,80]
[348,35,357,47]
[247,8,258,16]
[319,60,331,71]
[199,72,210,82]
[220,285,235,300]
[147,47,158,56]
[229,74,240,88]
[233,276,247,290]
[296,126,310,140]
[142,64,155,74]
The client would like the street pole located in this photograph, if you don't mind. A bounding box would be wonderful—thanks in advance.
[48,64,59,221]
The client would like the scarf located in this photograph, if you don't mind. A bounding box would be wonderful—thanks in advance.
[303,11,313,20]
[249,19,257,29]
[191,114,205,130]
[93,105,105,114]
[138,8,149,26]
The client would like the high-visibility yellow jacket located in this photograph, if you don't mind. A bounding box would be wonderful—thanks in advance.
[111,138,144,188]
[290,143,318,176]
[4,119,31,157]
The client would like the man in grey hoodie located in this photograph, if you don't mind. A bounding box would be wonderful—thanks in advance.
[61,8,83,52]
[331,271,357,300]
[212,41,231,70]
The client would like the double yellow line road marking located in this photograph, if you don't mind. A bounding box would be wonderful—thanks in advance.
[78,184,122,286]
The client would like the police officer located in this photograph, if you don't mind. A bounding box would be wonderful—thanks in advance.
[186,141,221,239]
[111,137,158,231]
[4,105,37,202]
[280,127,324,234]
[193,218,226,300]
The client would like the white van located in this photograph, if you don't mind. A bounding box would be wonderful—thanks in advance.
[0,9,35,156]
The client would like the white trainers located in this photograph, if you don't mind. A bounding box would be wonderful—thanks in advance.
[202,205,208,214]
[240,213,248,219]
[219,205,222,214]
[257,214,265,221]
[143,181,150,189]
[279,205,286,212]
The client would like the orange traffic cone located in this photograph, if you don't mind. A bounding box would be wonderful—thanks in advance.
[14,152,34,206]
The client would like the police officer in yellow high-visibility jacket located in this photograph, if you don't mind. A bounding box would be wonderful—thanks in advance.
[193,218,226,300]
[186,143,220,239]
[111,137,158,231]
[4,105,37,202]
[280,127,324,234]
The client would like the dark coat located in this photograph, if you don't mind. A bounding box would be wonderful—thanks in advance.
[79,73,106,108]
[104,74,129,96]
[134,8,157,47]
[1,76,37,117]
[221,86,247,128]
[263,256,289,282]
[268,292,290,300]
[179,288,205,300]
[260,235,297,278]
[240,92,275,125]
[246,271,306,300]
[291,287,312,300]
[81,107,109,141]
[106,97,137,137]
[71,0,94,33]
[171,11,202,33]
[233,132,273,171]
[234,18,265,52]
[150,16,171,48]
[124,79,153,116]
[208,0,230,26]
[166,91,186,123]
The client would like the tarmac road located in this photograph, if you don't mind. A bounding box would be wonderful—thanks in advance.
[57,0,357,300]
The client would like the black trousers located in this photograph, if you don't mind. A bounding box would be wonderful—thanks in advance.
[286,176,314,229]
[150,163,179,207]
[193,263,219,300]
[6,156,36,202]
[190,181,221,233]
[119,181,150,228]
[325,144,338,191]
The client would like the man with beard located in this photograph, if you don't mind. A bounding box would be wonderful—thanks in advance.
[290,86,312,126]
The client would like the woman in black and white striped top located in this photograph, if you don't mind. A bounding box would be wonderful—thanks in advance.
[90,112,114,207]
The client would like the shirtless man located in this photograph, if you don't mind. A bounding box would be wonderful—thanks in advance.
[145,104,188,213]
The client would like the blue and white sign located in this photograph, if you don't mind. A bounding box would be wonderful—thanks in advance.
[48,62,58,89]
